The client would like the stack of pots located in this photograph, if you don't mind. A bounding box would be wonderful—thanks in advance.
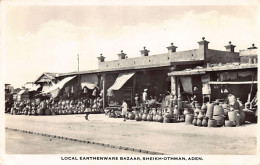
[212,103,225,127]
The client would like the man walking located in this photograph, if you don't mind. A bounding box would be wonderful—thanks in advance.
[121,100,128,122]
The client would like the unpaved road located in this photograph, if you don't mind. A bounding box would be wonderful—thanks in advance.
[5,114,257,155]
[5,129,144,154]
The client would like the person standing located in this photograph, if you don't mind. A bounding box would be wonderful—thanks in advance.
[142,89,148,103]
[121,100,128,122]
[134,94,139,107]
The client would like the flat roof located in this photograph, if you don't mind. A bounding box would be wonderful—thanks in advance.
[168,63,258,76]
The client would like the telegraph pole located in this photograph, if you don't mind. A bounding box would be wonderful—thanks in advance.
[77,54,80,97]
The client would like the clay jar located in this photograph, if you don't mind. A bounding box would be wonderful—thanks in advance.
[202,117,208,127]
[183,108,189,116]
[192,117,197,126]
[197,111,204,119]
[153,115,157,122]
[157,115,163,123]
[194,106,200,114]
[201,103,207,113]
[142,113,147,121]
[147,114,153,121]
[197,118,202,126]
[129,112,135,120]
[173,105,180,115]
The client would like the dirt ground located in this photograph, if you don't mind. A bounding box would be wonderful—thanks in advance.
[5,114,257,155]
[5,129,144,154]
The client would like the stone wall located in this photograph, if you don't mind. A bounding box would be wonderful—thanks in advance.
[98,49,204,70]
[206,49,240,64]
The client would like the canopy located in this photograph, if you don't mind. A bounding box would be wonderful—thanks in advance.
[28,84,41,92]
[179,77,193,93]
[81,82,97,90]
[42,76,76,94]
[18,89,26,95]
[107,72,135,94]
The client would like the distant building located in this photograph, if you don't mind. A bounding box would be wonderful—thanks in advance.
[34,72,60,92]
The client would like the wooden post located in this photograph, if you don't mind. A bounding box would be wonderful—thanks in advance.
[177,77,181,98]
[102,74,106,109]
[132,73,136,105]
[171,76,177,96]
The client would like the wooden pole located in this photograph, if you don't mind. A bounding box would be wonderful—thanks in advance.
[102,74,106,109]
[77,54,80,97]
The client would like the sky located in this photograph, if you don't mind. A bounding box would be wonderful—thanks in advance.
[1,2,259,88]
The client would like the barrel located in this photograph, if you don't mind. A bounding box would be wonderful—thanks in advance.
[228,111,237,125]
[213,105,224,116]
[213,115,224,126]
[208,119,217,127]
[163,117,171,123]
[185,114,194,125]
[206,103,214,119]
[225,120,233,127]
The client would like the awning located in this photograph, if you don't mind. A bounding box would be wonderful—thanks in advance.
[208,81,258,85]
[42,76,76,94]
[168,70,206,76]
[18,89,26,95]
[179,77,193,93]
[28,84,41,92]
[42,86,51,92]
[107,72,135,93]
[81,82,97,90]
